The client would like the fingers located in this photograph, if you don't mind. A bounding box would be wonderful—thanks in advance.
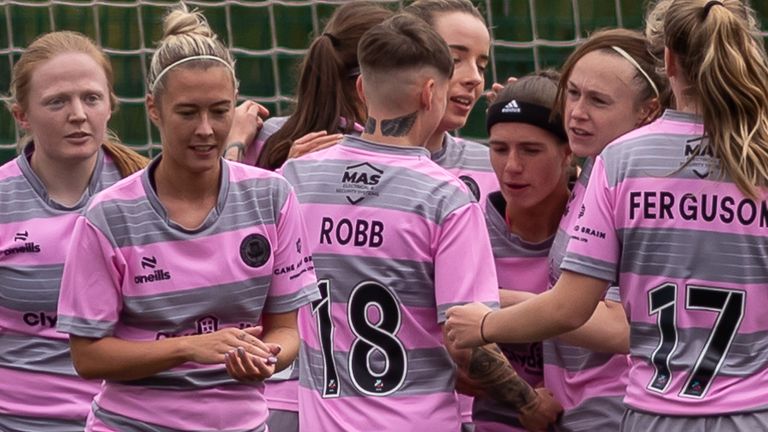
[289,133,343,159]
[225,346,276,382]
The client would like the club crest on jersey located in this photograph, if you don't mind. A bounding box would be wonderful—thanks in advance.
[3,230,41,255]
[134,256,171,284]
[459,175,481,201]
[240,234,271,268]
[338,162,383,205]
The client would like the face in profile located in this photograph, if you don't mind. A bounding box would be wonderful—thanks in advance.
[148,65,236,174]
[13,52,112,165]
[489,122,570,211]
[564,50,654,158]
[432,11,490,132]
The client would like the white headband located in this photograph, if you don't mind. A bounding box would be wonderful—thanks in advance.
[150,55,236,92]
[611,46,660,99]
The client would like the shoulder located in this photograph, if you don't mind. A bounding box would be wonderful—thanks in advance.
[0,157,23,184]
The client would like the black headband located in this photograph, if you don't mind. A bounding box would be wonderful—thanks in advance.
[486,99,567,142]
[703,0,724,18]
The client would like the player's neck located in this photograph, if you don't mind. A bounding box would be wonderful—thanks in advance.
[505,186,569,243]
[30,147,98,207]
[361,110,430,148]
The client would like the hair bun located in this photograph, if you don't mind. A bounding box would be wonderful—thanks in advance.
[162,3,215,39]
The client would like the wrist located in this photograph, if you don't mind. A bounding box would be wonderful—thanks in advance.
[518,389,541,414]
[223,142,246,161]
[480,310,493,344]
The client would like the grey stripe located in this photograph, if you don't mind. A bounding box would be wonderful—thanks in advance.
[631,323,768,377]
[558,395,624,431]
[432,135,493,172]
[93,401,266,432]
[618,228,768,284]
[57,315,115,338]
[0,177,53,224]
[313,254,436,309]
[560,252,617,283]
[121,277,272,331]
[282,148,472,225]
[0,264,62,311]
[0,413,85,432]
[437,301,499,324]
[263,282,321,314]
[621,406,768,430]
[88,176,290,248]
[299,343,455,398]
[122,366,251,390]
[342,135,431,157]
[543,339,621,371]
[473,395,524,429]
[0,333,76,376]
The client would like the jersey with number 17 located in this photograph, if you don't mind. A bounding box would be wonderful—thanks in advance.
[281,135,500,431]
[562,110,768,415]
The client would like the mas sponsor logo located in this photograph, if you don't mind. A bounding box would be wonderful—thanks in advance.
[134,256,171,284]
[3,230,41,256]
[683,137,717,179]
[338,162,383,205]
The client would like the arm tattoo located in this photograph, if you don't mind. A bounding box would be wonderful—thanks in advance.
[467,344,537,410]
[364,117,377,134]
[381,111,417,137]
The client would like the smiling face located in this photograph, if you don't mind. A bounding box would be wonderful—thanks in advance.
[13,52,111,166]
[432,11,490,132]
[564,50,652,158]
[489,122,570,212]
[147,65,235,175]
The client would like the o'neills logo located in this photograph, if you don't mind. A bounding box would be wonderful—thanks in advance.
[134,255,172,284]
[3,231,41,255]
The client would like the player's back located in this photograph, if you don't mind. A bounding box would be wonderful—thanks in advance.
[281,135,499,431]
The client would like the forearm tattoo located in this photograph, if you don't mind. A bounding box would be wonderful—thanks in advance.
[364,117,377,134]
[381,111,417,137]
[467,344,537,410]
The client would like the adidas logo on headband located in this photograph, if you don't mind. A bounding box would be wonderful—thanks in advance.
[502,100,521,113]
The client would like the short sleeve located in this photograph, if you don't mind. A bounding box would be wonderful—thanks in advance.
[561,155,620,283]
[57,215,124,337]
[434,202,500,323]
[263,186,320,313]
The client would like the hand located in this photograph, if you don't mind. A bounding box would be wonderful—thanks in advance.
[484,76,518,105]
[225,343,282,382]
[184,326,273,365]
[445,302,494,349]
[287,131,343,160]
[224,100,269,161]
[519,387,563,432]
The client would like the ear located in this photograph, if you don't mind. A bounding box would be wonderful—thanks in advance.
[420,78,436,111]
[11,103,30,131]
[355,75,367,107]
[146,94,161,127]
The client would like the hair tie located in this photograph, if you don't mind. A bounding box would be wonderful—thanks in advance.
[703,0,725,18]
[610,46,660,99]
[323,32,340,48]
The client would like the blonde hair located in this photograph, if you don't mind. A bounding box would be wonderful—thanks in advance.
[148,3,236,98]
[7,30,147,177]
[665,0,768,198]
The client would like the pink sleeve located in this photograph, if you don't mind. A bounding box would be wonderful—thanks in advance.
[434,202,500,322]
[57,215,124,337]
[263,188,320,313]
[561,156,620,283]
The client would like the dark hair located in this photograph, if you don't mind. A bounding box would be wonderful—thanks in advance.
[258,2,393,170]
[554,28,669,118]
[358,13,453,79]
[665,0,768,198]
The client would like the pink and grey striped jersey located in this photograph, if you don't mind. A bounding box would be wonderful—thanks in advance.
[57,158,319,431]
[473,191,551,432]
[0,146,120,431]
[562,110,768,416]
[432,133,498,209]
[545,157,629,431]
[280,135,500,431]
